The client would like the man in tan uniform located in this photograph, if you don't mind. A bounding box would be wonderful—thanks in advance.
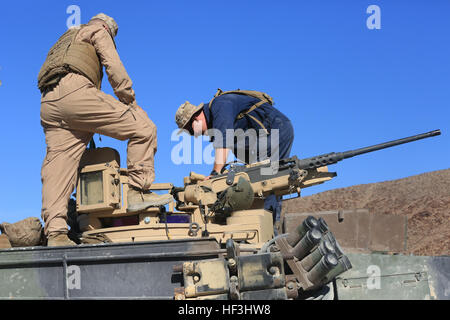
[38,13,172,247]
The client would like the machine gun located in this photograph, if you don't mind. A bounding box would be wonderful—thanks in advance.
[74,129,441,244]
[179,129,441,215]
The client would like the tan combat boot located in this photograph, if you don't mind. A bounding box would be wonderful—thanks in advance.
[47,233,77,247]
[127,187,173,213]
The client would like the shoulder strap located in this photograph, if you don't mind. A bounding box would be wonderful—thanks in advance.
[209,88,274,108]
[208,88,273,134]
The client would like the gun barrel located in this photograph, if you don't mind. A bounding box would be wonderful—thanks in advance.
[296,129,441,170]
[342,129,441,159]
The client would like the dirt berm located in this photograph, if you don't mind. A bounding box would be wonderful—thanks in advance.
[282,169,450,256]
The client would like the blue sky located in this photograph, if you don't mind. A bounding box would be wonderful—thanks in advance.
[0,0,448,224]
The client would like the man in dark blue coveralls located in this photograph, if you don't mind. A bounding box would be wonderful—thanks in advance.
[175,89,294,225]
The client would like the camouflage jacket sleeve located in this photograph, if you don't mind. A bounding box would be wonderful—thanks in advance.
[91,27,136,105]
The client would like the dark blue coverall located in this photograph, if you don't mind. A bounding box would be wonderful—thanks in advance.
[202,93,294,223]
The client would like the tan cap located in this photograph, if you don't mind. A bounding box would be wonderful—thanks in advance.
[90,13,118,37]
[175,101,204,134]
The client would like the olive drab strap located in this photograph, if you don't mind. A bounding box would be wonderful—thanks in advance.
[209,88,275,134]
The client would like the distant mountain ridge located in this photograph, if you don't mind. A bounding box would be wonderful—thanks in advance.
[282,169,450,256]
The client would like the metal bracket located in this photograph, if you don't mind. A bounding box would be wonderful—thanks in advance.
[226,165,236,186]
[174,240,287,300]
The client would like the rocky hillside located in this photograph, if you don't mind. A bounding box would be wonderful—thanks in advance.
[282,169,450,256]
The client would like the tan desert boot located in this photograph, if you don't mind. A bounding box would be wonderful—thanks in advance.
[127,188,173,213]
[47,233,77,247]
